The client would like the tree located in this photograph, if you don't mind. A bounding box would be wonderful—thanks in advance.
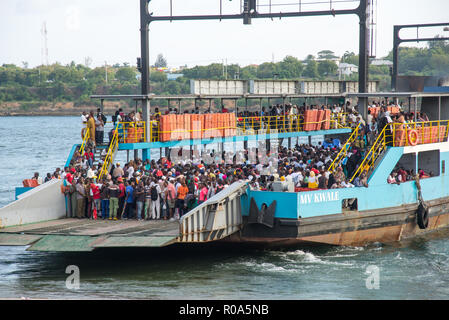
[240,65,258,79]
[278,56,303,79]
[303,60,319,79]
[318,50,339,60]
[256,62,278,79]
[115,67,137,82]
[318,60,338,77]
[154,54,167,68]
[341,51,359,66]
[150,69,167,82]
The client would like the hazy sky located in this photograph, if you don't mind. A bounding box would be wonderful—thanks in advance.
[1,0,449,68]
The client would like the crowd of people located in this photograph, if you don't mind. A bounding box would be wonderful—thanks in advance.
[28,99,439,221]
[58,136,375,221]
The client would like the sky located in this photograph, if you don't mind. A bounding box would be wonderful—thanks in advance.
[1,0,449,69]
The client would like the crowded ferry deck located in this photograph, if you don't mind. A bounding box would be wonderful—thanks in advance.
[1,90,449,251]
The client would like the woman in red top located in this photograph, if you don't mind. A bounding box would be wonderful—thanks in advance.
[85,148,94,168]
[198,183,208,205]
[90,180,101,218]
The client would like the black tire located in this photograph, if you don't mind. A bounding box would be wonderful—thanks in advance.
[417,203,429,229]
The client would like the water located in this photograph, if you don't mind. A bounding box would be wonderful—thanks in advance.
[1,116,449,300]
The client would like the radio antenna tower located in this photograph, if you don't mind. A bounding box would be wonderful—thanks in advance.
[41,21,49,66]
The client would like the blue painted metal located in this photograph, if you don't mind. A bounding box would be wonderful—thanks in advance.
[246,149,449,219]
[423,87,449,93]
[242,191,298,219]
[368,147,404,186]
[65,144,79,168]
[142,149,150,161]
[117,128,352,151]
[15,187,34,200]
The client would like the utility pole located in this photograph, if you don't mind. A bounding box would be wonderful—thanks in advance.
[41,21,49,66]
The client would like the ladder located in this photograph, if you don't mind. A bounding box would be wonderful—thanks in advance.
[327,123,363,173]
[350,125,387,182]
[98,124,120,180]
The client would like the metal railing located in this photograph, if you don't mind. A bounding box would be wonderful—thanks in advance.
[390,120,449,147]
[178,181,248,243]
[350,126,388,182]
[147,113,352,143]
[327,123,362,173]
[235,114,351,134]
[98,124,120,180]
[79,126,90,155]
[117,121,146,144]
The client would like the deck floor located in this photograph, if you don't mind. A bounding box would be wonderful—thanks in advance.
[0,218,180,237]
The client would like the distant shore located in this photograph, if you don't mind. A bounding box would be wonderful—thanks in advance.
[0,101,132,117]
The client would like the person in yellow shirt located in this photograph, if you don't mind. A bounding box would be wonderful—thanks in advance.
[87,111,96,148]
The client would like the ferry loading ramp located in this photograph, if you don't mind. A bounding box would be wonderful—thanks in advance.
[0,180,248,252]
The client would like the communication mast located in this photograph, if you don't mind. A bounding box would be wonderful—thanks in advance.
[41,21,49,66]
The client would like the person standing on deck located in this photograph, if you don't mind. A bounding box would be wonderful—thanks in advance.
[81,111,88,125]
[84,148,94,168]
[112,163,124,179]
[150,179,161,220]
[100,181,110,219]
[108,181,120,220]
[65,169,77,218]
[76,178,86,218]
[117,177,126,219]
[144,179,152,220]
[87,111,96,148]
[123,180,135,219]
[166,179,176,220]
[135,180,145,221]
[95,115,105,145]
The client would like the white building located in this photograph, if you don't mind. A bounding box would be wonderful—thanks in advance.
[338,63,358,78]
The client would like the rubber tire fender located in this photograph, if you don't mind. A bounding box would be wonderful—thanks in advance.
[416,202,429,229]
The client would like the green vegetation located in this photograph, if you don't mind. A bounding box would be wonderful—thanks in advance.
[0,41,448,109]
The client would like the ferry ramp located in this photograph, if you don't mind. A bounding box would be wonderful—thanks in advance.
[0,181,249,252]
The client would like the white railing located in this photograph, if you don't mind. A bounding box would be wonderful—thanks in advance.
[178,181,248,242]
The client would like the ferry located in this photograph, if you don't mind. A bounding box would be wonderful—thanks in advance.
[1,0,448,252]
[0,89,448,252]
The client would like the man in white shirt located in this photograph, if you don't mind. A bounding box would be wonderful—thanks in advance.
[81,112,88,125]
[341,179,354,188]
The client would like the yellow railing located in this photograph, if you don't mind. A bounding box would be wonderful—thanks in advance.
[113,114,354,144]
[117,121,146,144]
[79,126,90,155]
[327,123,363,173]
[390,120,449,147]
[349,126,388,182]
[98,125,119,180]
[235,114,351,134]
